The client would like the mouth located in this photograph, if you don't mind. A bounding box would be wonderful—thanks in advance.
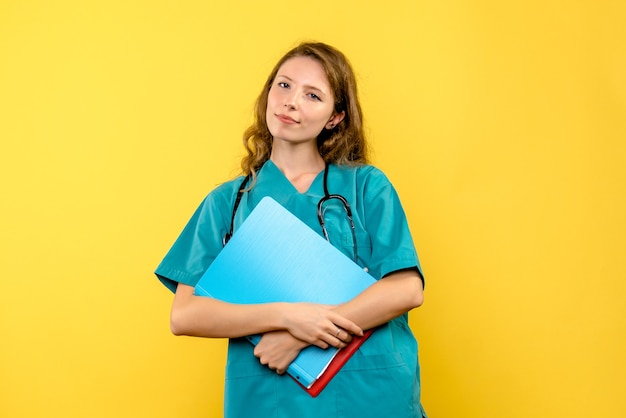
[275,114,299,124]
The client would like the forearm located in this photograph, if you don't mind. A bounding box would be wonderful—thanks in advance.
[170,283,288,338]
[333,269,424,331]
[170,283,363,345]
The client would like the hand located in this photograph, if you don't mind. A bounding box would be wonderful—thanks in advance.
[253,331,308,374]
[283,303,362,349]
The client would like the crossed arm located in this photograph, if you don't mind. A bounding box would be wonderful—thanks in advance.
[170,268,423,373]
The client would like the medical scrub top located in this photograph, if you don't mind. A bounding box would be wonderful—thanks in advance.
[156,160,427,418]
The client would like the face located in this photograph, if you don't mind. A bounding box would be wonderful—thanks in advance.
[265,56,344,146]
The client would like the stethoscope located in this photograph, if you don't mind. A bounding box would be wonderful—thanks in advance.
[223,163,358,263]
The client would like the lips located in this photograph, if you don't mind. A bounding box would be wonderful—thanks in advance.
[275,114,299,124]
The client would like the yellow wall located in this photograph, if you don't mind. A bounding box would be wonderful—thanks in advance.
[1,1,624,416]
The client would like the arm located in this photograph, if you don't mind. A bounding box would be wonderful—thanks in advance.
[333,268,424,331]
[170,283,363,348]
[341,168,425,330]
[253,269,422,373]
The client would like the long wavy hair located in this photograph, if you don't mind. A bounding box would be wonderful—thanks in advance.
[241,42,369,180]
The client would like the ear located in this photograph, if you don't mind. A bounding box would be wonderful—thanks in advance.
[326,111,345,129]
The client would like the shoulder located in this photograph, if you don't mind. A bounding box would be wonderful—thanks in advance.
[334,164,395,192]
[194,175,247,216]
[335,163,390,179]
[209,175,247,198]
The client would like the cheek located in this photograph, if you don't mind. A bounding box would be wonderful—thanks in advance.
[311,107,335,125]
[266,92,277,116]
[267,87,281,107]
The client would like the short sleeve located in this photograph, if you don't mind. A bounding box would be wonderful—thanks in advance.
[360,168,424,284]
[154,181,239,293]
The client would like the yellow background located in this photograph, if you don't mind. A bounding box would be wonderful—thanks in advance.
[1,1,624,416]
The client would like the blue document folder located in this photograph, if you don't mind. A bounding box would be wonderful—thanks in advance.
[194,196,376,394]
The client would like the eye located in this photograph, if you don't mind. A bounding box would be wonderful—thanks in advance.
[277,81,289,89]
[308,93,322,101]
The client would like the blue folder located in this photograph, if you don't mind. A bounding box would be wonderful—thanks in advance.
[194,196,376,393]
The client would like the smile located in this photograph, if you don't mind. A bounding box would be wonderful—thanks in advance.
[275,114,299,124]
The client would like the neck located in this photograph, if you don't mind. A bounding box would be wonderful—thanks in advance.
[270,143,325,177]
[269,143,326,193]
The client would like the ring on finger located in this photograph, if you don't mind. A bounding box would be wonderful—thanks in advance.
[335,328,341,337]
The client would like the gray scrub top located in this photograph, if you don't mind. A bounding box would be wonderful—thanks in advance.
[156,161,427,418]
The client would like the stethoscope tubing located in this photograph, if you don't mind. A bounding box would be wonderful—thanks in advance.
[224,163,358,263]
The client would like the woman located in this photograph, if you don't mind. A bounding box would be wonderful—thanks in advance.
[156,42,427,417]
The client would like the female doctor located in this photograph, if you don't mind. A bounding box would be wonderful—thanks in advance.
[155,42,427,417]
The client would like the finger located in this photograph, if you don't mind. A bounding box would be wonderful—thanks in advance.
[331,330,348,349]
[253,346,261,359]
[330,314,363,336]
[316,328,343,348]
[260,356,278,371]
[311,339,330,349]
[335,328,350,343]
[335,328,353,344]
[319,328,347,349]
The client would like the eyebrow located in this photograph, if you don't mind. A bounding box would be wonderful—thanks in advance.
[275,74,328,97]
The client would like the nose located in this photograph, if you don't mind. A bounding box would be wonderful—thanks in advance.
[283,91,299,110]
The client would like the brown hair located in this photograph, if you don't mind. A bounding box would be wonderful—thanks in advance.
[241,42,369,179]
